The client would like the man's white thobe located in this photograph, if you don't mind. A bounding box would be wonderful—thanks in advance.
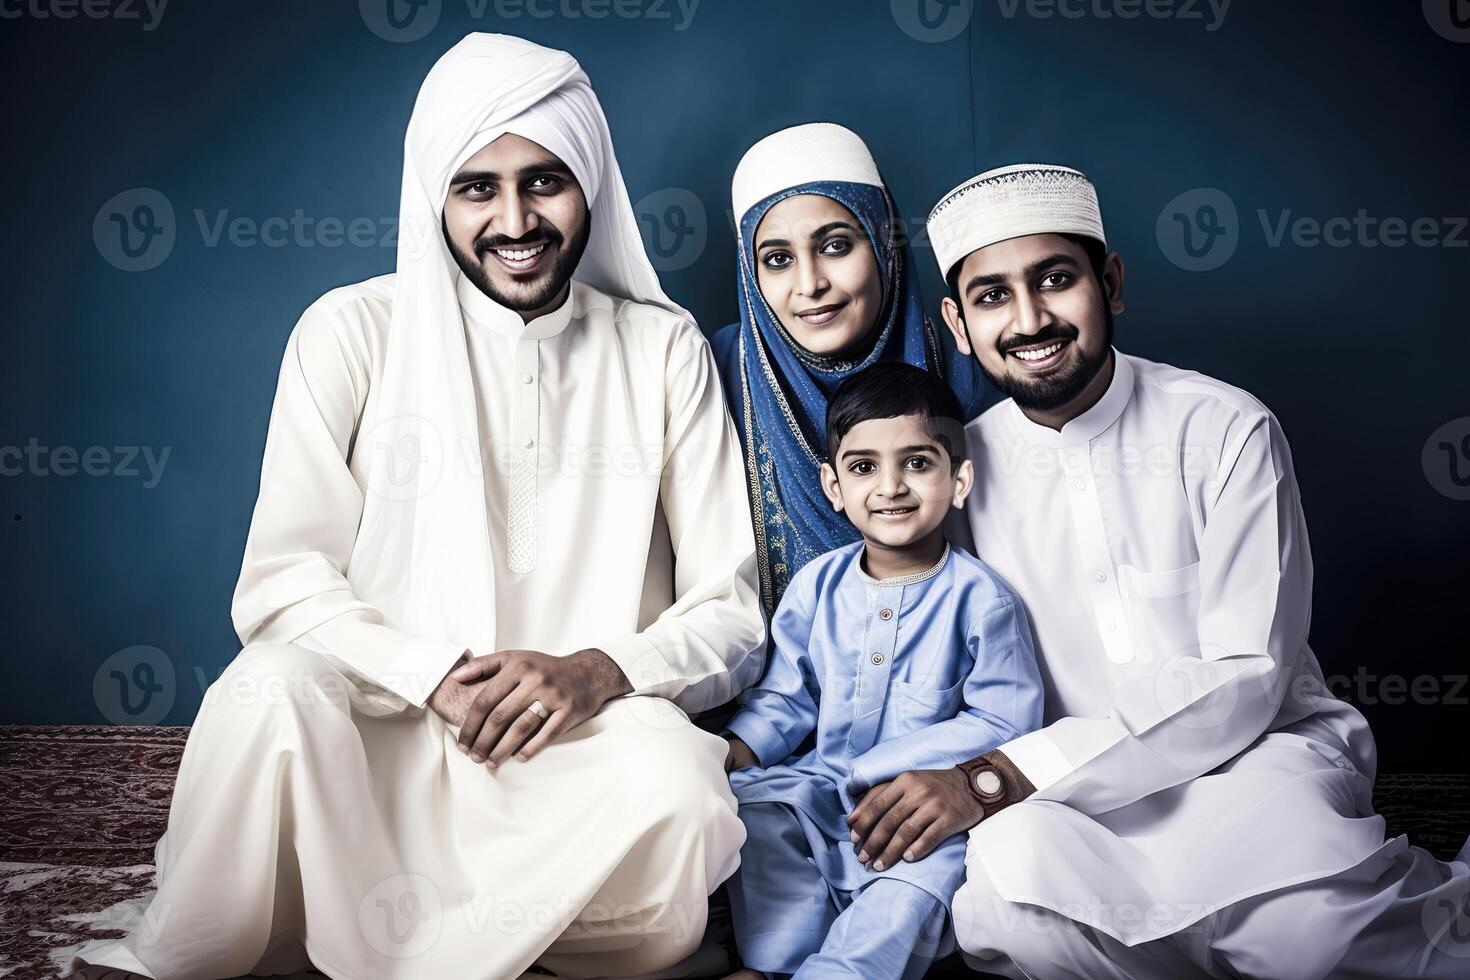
[953,350,1470,978]
[64,273,765,980]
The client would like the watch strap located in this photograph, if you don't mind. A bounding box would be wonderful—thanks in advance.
[956,749,1036,817]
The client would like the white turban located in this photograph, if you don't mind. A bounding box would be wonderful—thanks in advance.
[346,33,682,663]
[926,163,1107,283]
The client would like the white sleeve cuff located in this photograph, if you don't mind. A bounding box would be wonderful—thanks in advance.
[379,637,471,709]
[996,728,1075,795]
[598,633,683,701]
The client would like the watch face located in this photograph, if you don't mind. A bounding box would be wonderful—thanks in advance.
[974,770,1003,796]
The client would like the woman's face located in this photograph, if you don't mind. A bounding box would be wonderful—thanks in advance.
[753,194,883,359]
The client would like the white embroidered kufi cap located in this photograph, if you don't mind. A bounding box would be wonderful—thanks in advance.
[926,164,1106,282]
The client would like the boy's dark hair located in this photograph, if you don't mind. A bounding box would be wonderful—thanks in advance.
[825,363,968,467]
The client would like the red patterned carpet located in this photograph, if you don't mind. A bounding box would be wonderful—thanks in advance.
[1,724,1465,979]
[1,726,187,979]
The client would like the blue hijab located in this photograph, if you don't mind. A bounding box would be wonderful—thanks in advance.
[712,178,988,615]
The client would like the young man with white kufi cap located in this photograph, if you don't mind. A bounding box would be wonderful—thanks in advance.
[66,33,765,980]
[845,163,1470,977]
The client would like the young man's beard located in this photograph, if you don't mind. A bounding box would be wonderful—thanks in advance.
[986,308,1114,412]
[445,210,592,314]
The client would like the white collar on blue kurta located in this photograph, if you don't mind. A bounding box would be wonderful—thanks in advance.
[456,269,579,341]
[1004,346,1135,449]
[856,542,952,588]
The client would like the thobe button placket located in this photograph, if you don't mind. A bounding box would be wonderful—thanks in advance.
[506,336,541,575]
[851,584,901,754]
[1063,444,1135,665]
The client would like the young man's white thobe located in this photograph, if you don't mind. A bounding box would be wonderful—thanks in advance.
[953,349,1470,978]
[64,273,766,980]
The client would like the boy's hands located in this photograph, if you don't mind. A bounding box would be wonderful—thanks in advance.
[724,735,759,773]
[845,768,982,870]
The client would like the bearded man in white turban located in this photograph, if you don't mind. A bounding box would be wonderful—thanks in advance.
[65,33,764,980]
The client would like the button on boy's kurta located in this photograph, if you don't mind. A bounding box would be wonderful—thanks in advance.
[725,540,1044,952]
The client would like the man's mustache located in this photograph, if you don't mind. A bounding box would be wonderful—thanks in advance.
[474,227,564,258]
[997,323,1079,356]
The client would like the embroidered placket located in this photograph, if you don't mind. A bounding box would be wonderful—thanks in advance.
[507,335,540,573]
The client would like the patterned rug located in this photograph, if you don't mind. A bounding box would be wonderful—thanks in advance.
[1,725,1465,979]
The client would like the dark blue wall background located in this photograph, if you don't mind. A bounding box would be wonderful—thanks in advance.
[2,1,1466,772]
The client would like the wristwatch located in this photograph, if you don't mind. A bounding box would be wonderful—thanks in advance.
[955,750,1035,817]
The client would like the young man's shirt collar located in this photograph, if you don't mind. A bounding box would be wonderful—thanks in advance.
[1003,346,1134,448]
[456,269,579,341]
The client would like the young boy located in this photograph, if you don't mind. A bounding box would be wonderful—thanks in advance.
[720,362,1045,980]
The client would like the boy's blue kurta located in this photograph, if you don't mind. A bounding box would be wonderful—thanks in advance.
[725,539,1045,909]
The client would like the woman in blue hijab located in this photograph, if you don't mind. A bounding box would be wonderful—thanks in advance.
[710,123,988,615]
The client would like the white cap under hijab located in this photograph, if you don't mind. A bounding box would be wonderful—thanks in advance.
[729,122,884,222]
[345,33,684,666]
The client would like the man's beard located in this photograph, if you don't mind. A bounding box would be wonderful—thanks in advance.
[445,210,592,314]
[986,309,1114,412]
